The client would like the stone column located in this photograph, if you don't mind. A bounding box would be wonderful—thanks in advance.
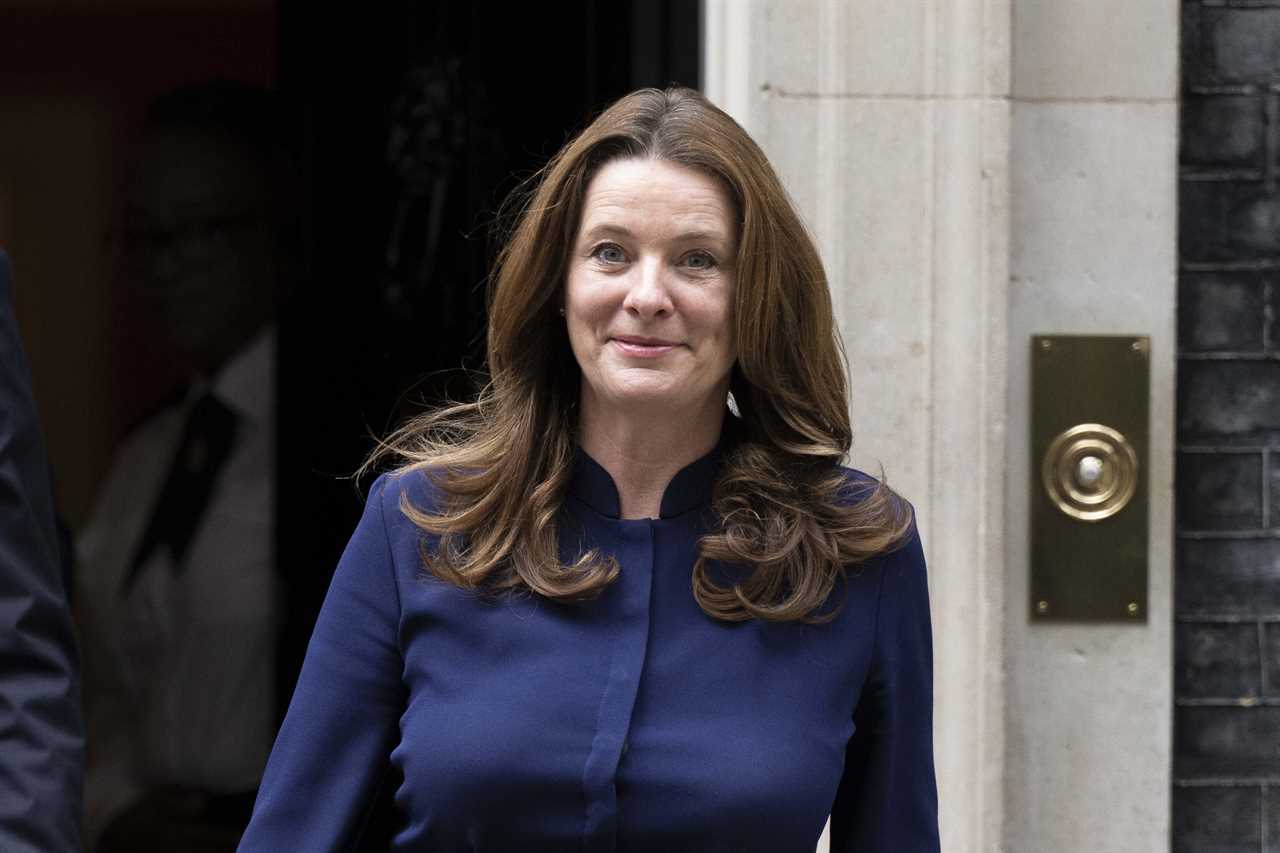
[1004,0,1177,850]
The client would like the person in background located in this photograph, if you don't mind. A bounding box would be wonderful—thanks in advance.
[0,250,85,853]
[75,80,293,853]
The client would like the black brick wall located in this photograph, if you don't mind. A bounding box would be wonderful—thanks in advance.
[1178,3,1280,849]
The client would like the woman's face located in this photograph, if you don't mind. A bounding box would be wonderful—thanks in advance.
[565,157,737,419]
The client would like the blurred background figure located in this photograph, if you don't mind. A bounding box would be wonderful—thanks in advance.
[0,250,84,853]
[75,81,293,853]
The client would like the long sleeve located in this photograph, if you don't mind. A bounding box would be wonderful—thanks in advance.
[238,473,406,852]
[829,520,939,852]
[0,251,85,853]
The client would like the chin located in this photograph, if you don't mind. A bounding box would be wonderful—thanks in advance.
[599,379,683,408]
[610,386,722,416]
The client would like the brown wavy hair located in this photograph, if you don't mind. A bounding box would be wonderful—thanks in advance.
[362,86,912,623]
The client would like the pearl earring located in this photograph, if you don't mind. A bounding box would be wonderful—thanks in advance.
[559,307,566,317]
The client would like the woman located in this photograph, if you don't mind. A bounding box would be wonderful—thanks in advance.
[238,87,938,852]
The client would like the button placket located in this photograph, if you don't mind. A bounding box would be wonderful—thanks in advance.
[579,519,654,853]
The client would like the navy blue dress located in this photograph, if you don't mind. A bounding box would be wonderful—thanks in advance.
[238,444,939,852]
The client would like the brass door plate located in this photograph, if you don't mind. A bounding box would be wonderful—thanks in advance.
[1030,335,1149,622]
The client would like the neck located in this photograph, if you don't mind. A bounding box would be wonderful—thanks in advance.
[577,392,726,520]
[177,318,272,382]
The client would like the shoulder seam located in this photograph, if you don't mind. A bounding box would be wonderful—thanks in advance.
[867,548,889,679]
[373,475,405,640]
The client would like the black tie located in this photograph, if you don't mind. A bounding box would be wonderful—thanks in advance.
[120,391,239,595]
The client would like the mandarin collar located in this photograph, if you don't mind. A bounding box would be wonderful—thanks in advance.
[568,437,726,520]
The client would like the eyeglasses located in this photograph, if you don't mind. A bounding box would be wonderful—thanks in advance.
[108,211,264,269]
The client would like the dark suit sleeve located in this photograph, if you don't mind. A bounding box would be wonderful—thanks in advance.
[0,251,85,852]
[238,473,406,852]
[829,519,940,851]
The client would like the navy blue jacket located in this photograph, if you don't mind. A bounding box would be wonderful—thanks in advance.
[0,251,84,852]
[239,444,938,851]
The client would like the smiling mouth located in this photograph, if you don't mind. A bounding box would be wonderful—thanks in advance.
[611,336,679,357]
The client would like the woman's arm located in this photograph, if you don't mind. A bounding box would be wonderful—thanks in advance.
[828,520,940,852]
[238,474,407,852]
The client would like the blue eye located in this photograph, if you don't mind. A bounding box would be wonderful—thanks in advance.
[592,243,626,264]
[685,251,716,270]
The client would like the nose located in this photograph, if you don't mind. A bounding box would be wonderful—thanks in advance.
[622,256,673,319]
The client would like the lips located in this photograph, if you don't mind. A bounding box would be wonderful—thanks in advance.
[610,335,680,358]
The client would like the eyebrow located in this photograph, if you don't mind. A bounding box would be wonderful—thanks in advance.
[579,223,731,247]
